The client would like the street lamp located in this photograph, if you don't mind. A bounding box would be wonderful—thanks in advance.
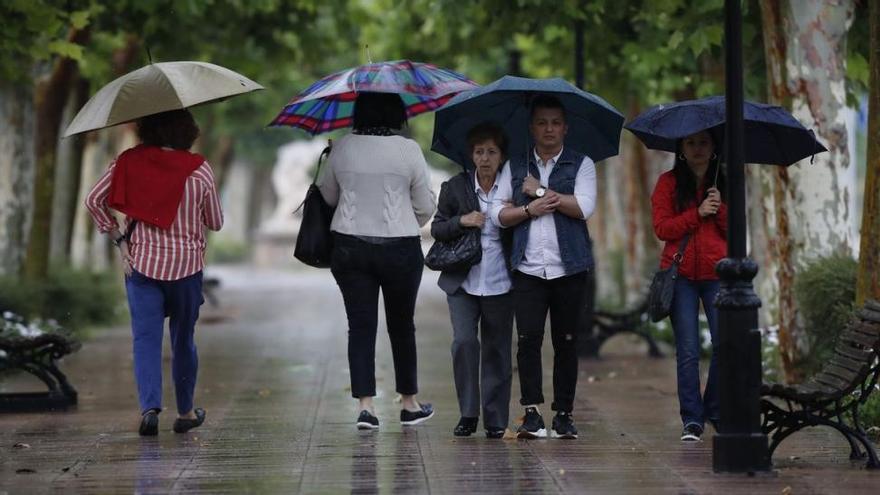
[712,0,772,473]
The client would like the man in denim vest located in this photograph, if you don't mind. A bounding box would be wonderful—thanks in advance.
[490,95,597,439]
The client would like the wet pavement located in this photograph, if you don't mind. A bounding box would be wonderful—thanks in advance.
[1,265,877,494]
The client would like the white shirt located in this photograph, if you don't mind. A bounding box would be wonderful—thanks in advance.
[461,170,512,296]
[491,148,597,280]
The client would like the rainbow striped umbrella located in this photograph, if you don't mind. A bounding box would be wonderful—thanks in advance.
[269,60,477,134]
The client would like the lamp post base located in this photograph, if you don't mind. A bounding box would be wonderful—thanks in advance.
[713,433,771,473]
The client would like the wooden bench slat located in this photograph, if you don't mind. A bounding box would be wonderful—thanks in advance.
[864,299,880,313]
[852,321,880,338]
[858,307,880,324]
[811,373,849,391]
[834,343,873,361]
[829,354,869,373]
[840,331,876,349]
[823,363,864,383]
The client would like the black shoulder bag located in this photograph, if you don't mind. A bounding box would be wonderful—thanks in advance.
[648,234,691,322]
[294,145,335,268]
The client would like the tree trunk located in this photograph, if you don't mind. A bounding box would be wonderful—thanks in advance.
[211,135,236,193]
[22,27,89,281]
[760,0,856,382]
[0,82,36,277]
[783,1,857,259]
[857,0,880,305]
[49,75,89,264]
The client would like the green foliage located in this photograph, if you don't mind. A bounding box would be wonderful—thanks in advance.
[861,388,880,433]
[0,268,123,334]
[793,253,858,376]
[206,238,250,264]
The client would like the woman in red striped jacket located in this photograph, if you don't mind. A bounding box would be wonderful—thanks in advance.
[651,130,726,443]
[85,109,223,436]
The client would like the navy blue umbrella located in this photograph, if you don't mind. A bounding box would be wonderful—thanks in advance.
[625,95,826,166]
[431,76,624,169]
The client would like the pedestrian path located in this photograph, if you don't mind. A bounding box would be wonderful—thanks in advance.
[0,265,876,493]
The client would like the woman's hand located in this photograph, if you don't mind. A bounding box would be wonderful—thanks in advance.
[459,211,486,228]
[118,241,134,276]
[528,191,560,217]
[699,187,722,217]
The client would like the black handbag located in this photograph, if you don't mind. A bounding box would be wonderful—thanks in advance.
[294,145,335,268]
[424,228,482,272]
[648,234,691,322]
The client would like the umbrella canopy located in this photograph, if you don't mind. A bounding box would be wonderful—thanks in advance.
[624,95,827,166]
[269,60,478,134]
[64,61,264,138]
[431,76,625,169]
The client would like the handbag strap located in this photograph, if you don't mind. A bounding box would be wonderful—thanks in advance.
[311,141,332,185]
[672,233,691,265]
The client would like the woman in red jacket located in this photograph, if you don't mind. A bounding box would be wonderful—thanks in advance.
[651,130,726,443]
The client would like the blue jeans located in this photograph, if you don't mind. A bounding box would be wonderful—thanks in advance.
[125,270,203,415]
[670,277,720,428]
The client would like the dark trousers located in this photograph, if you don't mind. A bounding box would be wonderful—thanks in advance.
[513,270,587,413]
[125,270,203,415]
[330,233,423,398]
[670,277,720,428]
[447,290,513,430]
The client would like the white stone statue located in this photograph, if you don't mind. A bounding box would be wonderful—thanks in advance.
[260,139,329,235]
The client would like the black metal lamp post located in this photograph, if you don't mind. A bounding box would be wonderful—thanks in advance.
[712,0,771,473]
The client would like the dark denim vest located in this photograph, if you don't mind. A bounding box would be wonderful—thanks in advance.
[508,147,594,275]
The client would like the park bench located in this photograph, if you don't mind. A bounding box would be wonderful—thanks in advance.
[0,331,81,412]
[760,299,880,469]
[579,295,663,359]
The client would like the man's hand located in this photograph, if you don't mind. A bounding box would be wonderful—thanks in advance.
[522,176,542,197]
[528,190,560,217]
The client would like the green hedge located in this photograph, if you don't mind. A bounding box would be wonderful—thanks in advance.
[0,268,124,334]
[793,253,858,376]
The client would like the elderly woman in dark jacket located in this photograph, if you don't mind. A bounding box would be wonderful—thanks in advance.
[431,122,513,438]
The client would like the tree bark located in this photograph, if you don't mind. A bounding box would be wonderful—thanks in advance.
[0,81,36,277]
[22,27,90,281]
[50,75,89,264]
[857,0,880,305]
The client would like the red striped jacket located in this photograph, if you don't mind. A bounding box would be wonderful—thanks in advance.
[85,161,224,281]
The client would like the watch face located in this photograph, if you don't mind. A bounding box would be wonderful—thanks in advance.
[536,187,546,198]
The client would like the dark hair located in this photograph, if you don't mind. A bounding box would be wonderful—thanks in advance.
[466,122,508,159]
[529,94,566,122]
[136,109,200,150]
[352,92,407,130]
[673,134,726,212]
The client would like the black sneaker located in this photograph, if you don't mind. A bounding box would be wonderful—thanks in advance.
[356,410,379,430]
[551,411,578,439]
[139,409,159,436]
[453,417,478,436]
[517,407,547,439]
[400,403,434,425]
[681,423,703,442]
[485,428,505,439]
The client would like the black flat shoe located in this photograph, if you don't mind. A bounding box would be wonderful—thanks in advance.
[139,409,159,436]
[173,408,206,434]
[485,428,505,439]
[400,403,434,425]
[453,417,478,437]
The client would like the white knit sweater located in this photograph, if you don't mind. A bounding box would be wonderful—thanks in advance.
[317,133,436,238]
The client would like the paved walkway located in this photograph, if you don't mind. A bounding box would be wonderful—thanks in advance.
[1,265,877,494]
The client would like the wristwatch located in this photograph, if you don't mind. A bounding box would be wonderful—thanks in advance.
[535,187,546,198]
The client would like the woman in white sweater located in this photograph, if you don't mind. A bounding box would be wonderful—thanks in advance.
[318,92,437,430]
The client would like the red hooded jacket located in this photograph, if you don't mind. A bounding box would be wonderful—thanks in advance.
[651,170,728,281]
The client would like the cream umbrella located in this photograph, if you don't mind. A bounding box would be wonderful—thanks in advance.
[63,61,263,137]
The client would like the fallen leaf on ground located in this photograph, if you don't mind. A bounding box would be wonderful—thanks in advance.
[12,443,30,449]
